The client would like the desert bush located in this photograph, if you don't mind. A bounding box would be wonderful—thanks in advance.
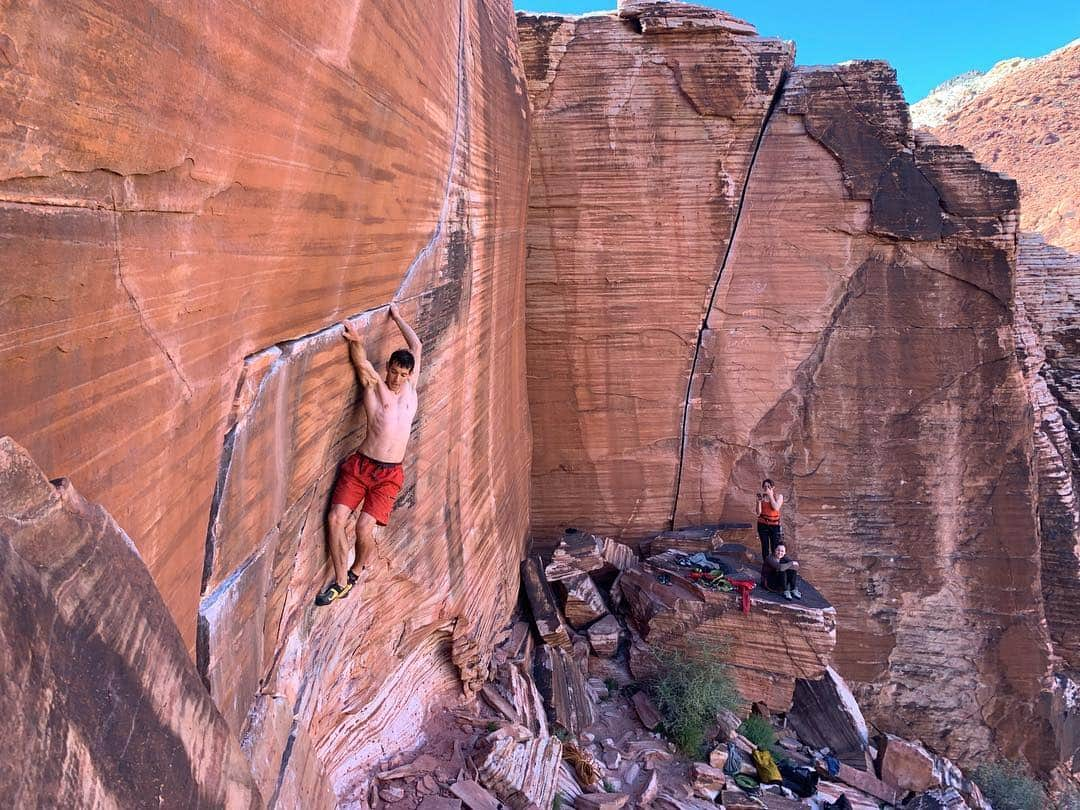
[643,644,740,756]
[737,713,777,751]
[972,761,1048,810]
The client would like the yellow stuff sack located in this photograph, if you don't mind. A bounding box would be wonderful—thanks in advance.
[751,748,782,784]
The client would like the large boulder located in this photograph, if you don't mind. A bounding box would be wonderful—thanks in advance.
[619,551,836,709]
[0,438,263,808]
[788,666,870,770]
[877,735,937,793]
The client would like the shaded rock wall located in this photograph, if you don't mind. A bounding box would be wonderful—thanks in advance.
[520,2,1069,775]
[0,437,261,808]
[1014,233,1080,780]
[0,0,531,804]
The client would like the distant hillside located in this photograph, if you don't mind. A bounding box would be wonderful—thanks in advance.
[913,39,1080,252]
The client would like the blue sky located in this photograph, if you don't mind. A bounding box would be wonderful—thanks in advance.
[514,1,1080,102]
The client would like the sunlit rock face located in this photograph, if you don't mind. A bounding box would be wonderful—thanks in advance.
[675,64,1056,771]
[520,2,1067,775]
[919,40,1080,254]
[0,0,531,804]
[517,3,793,547]
[0,437,261,808]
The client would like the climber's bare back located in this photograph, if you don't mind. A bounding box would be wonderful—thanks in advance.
[358,378,417,464]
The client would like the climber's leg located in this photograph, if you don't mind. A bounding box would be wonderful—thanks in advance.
[349,512,378,583]
[327,503,352,589]
[349,462,404,581]
[316,454,367,607]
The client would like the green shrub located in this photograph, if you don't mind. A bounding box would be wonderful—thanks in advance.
[643,644,740,756]
[737,713,777,751]
[972,761,1048,810]
[552,793,563,810]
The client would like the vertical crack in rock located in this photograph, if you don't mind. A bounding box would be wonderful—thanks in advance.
[109,198,195,399]
[670,70,789,528]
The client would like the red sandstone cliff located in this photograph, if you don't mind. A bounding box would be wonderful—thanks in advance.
[518,3,793,543]
[916,40,1080,253]
[1,0,1079,802]
[519,1,1077,781]
[1,0,530,804]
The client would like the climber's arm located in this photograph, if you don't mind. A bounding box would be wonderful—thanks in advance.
[342,321,382,390]
[389,303,422,381]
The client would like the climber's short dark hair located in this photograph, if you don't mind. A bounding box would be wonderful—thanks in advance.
[762,478,774,488]
[388,349,415,372]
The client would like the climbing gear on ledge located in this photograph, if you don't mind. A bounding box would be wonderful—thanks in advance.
[751,748,783,784]
[677,551,721,570]
[656,573,672,586]
[733,773,761,793]
[315,580,352,606]
[686,568,735,591]
[729,578,756,614]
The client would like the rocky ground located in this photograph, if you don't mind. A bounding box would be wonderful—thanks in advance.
[358,529,997,810]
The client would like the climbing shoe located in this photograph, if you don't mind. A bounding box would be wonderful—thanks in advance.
[347,568,360,586]
[784,590,793,600]
[314,581,352,607]
[792,588,803,599]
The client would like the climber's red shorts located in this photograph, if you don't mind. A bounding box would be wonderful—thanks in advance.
[330,453,405,526]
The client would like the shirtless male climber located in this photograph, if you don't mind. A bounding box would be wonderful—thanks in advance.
[315,303,421,607]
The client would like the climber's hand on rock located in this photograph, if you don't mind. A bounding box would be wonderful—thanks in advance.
[388,302,401,321]
[342,320,362,343]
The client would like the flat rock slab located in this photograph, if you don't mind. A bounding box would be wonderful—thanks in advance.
[816,761,902,807]
[545,530,609,580]
[788,666,869,771]
[477,728,561,810]
[620,552,836,710]
[533,644,596,734]
[450,780,504,810]
[522,556,572,649]
[631,691,664,730]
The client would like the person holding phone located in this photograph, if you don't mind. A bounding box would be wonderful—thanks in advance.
[755,478,783,560]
